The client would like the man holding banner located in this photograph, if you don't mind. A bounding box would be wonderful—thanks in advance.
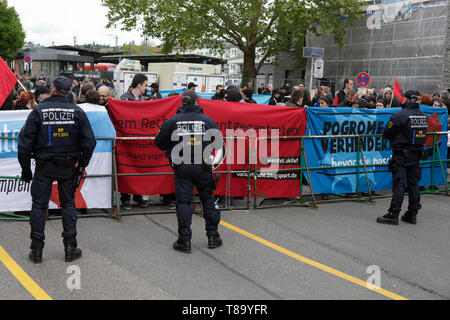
[377,90,428,226]
[155,91,223,254]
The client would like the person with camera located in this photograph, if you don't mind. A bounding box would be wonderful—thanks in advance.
[18,76,97,263]
[377,90,428,226]
[155,91,223,254]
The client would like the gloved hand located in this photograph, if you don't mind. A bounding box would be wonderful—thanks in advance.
[21,168,33,183]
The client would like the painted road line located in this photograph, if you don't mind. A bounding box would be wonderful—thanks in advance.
[0,245,52,300]
[221,221,408,300]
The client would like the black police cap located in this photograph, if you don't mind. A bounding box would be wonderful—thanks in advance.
[53,76,72,94]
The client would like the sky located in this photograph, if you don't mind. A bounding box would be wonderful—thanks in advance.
[8,0,154,47]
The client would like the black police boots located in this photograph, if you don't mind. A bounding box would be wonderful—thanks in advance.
[401,212,417,225]
[377,213,399,226]
[65,244,82,263]
[208,236,223,249]
[173,238,192,254]
[29,240,44,264]
[29,248,43,264]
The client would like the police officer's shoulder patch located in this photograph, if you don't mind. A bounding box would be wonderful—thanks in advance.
[387,121,394,129]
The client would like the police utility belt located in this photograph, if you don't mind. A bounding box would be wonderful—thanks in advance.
[37,157,77,168]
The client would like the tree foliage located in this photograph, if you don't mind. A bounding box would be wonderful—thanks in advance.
[102,0,363,85]
[0,0,25,61]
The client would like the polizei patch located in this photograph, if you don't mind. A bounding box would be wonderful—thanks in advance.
[42,108,75,125]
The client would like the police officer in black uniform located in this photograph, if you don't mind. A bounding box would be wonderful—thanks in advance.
[18,76,97,263]
[155,91,223,253]
[377,90,428,226]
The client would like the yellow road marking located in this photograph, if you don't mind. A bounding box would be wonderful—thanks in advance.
[220,221,408,300]
[0,245,52,300]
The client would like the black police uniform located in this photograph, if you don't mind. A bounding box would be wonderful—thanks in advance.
[378,100,428,225]
[18,95,96,261]
[155,103,222,252]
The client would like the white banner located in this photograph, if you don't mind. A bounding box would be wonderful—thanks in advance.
[0,105,116,212]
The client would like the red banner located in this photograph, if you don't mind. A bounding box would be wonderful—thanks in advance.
[0,56,18,108]
[108,97,307,198]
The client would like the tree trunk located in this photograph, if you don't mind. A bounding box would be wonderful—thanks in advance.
[241,45,257,89]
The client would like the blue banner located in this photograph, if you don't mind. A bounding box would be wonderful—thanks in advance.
[160,89,272,105]
[304,106,448,194]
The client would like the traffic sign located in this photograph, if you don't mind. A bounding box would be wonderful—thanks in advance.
[356,72,370,87]
[314,58,324,79]
[24,56,32,63]
[303,47,324,58]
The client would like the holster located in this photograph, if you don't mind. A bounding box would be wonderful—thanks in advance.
[202,163,220,191]
[388,157,397,172]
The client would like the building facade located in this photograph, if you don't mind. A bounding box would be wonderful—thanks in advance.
[306,0,449,95]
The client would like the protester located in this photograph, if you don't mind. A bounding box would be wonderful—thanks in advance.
[420,94,432,106]
[225,86,243,102]
[262,84,273,95]
[258,83,265,95]
[301,89,312,107]
[34,86,51,104]
[334,79,354,106]
[118,74,150,210]
[242,88,257,104]
[149,83,163,100]
[269,89,283,106]
[98,85,110,107]
[338,89,356,107]
[318,96,332,107]
[376,98,386,109]
[188,82,198,92]
[120,74,148,102]
[212,85,225,101]
[0,90,15,110]
[431,98,442,108]
[384,88,402,108]
[285,90,304,108]
[76,82,95,104]
[14,92,36,110]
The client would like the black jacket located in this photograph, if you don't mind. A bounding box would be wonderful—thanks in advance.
[155,104,219,165]
[18,96,97,170]
[383,102,428,151]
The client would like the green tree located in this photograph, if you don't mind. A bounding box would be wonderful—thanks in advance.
[0,0,25,61]
[102,0,363,87]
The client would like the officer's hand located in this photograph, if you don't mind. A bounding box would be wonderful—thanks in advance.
[21,168,33,183]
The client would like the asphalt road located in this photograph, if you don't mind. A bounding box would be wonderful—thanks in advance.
[0,193,449,300]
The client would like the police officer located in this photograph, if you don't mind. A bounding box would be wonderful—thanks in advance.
[155,91,223,253]
[18,76,97,263]
[377,90,428,226]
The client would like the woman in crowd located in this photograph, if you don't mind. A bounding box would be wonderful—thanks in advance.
[420,94,432,106]
[431,98,442,108]
[318,96,332,108]
[285,90,304,108]
[14,92,36,110]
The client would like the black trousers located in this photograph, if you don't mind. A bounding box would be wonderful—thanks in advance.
[389,152,422,216]
[30,160,78,248]
[174,164,221,241]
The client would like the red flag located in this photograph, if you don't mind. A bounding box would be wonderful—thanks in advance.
[0,56,18,108]
[393,77,405,104]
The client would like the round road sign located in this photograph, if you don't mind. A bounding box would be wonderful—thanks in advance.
[24,56,32,63]
[356,72,370,87]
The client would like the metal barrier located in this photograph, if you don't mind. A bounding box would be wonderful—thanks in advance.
[253,132,449,209]
[1,131,449,221]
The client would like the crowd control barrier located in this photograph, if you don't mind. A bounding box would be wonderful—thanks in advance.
[1,131,448,222]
